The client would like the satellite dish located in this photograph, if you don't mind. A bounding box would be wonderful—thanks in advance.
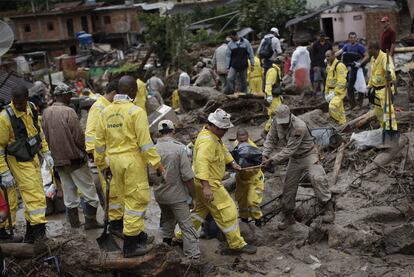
[114,21,131,33]
[0,21,14,57]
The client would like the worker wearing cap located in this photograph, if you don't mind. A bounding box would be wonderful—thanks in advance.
[155,120,200,259]
[325,50,348,125]
[247,54,264,95]
[42,84,102,230]
[380,16,397,57]
[179,108,257,254]
[258,27,283,77]
[0,85,52,243]
[264,57,283,134]
[367,42,397,131]
[262,104,334,229]
[133,78,148,111]
[85,80,123,236]
[94,76,164,258]
[234,129,264,226]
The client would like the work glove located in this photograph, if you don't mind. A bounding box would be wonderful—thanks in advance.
[1,171,15,188]
[266,95,273,104]
[43,151,54,170]
[45,185,57,200]
[354,61,361,68]
[325,93,335,103]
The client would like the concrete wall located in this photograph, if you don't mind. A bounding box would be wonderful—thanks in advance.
[321,11,366,42]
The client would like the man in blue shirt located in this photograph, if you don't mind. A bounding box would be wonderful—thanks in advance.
[335,32,369,109]
[224,30,255,94]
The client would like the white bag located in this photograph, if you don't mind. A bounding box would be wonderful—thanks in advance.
[354,68,367,94]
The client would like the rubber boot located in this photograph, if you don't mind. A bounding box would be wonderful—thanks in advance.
[232,243,257,254]
[32,223,46,243]
[84,203,103,230]
[0,228,23,243]
[24,220,34,244]
[277,212,296,230]
[67,208,81,228]
[321,200,335,223]
[109,219,124,239]
[123,235,152,258]
[137,231,154,245]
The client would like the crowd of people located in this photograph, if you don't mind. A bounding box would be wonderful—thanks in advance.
[0,14,399,262]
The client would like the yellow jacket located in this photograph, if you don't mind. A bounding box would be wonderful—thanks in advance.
[325,59,348,98]
[368,50,396,88]
[85,95,111,153]
[248,57,264,79]
[193,127,234,188]
[133,79,148,111]
[0,103,49,173]
[265,64,282,96]
[171,89,180,110]
[94,95,160,170]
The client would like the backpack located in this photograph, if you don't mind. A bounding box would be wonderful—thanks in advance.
[259,37,274,59]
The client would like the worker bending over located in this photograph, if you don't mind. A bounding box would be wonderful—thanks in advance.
[367,42,397,131]
[0,85,51,243]
[325,50,348,125]
[179,108,256,254]
[264,59,283,134]
[262,105,334,230]
[95,76,164,258]
[155,120,200,259]
[234,129,264,226]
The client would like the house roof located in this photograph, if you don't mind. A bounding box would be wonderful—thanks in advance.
[0,71,33,104]
[285,0,397,28]
[52,1,83,11]
[94,2,174,12]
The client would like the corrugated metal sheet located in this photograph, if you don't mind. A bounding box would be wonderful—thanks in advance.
[0,71,33,104]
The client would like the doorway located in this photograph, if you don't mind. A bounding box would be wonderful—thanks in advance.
[66,18,74,37]
[322,17,334,42]
[81,16,89,33]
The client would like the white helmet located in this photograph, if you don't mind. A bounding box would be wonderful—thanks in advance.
[207,108,234,129]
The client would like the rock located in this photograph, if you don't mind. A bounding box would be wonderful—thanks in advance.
[327,225,381,252]
[263,220,309,248]
[298,109,330,129]
[383,222,414,255]
[178,86,222,112]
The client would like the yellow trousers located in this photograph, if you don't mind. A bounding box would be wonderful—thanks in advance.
[172,89,180,110]
[0,156,46,227]
[329,95,346,125]
[265,96,282,132]
[373,88,398,130]
[98,170,124,221]
[109,153,150,236]
[181,180,246,249]
[249,77,263,95]
[235,170,264,220]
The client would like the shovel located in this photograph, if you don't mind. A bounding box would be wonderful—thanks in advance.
[96,170,120,251]
[1,187,13,238]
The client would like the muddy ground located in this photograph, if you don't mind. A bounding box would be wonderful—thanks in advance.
[5,90,414,277]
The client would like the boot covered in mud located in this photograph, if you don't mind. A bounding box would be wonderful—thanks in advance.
[123,235,152,258]
[320,199,335,223]
[232,243,257,254]
[0,228,23,243]
[67,208,81,228]
[277,212,296,230]
[24,220,35,243]
[32,223,47,243]
[137,231,154,245]
[84,203,103,230]
[109,219,124,238]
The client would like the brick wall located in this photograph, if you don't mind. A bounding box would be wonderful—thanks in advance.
[365,9,398,45]
[94,9,140,34]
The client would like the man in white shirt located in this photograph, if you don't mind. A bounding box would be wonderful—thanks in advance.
[258,27,283,76]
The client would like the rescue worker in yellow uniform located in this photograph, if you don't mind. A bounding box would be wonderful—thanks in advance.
[0,85,53,243]
[234,129,264,226]
[264,60,283,134]
[181,108,257,254]
[94,76,164,258]
[248,56,264,95]
[133,78,148,111]
[367,42,397,131]
[325,50,347,125]
[85,80,124,236]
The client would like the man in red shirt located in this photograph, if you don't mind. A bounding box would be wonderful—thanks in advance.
[380,16,397,56]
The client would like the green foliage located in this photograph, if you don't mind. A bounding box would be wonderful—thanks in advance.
[111,62,139,74]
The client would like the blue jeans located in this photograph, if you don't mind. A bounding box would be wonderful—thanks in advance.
[225,67,248,94]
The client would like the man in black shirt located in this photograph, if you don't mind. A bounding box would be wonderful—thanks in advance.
[310,32,332,95]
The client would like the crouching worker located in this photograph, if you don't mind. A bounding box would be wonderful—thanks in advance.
[155,120,200,259]
[177,108,257,254]
[234,129,264,226]
[0,85,50,243]
[262,105,335,230]
[94,76,165,258]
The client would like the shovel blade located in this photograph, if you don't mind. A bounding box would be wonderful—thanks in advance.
[97,232,120,252]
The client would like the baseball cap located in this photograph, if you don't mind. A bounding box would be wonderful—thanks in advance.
[158,119,175,132]
[275,104,291,124]
[207,108,234,129]
[381,16,390,22]
[270,27,279,36]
